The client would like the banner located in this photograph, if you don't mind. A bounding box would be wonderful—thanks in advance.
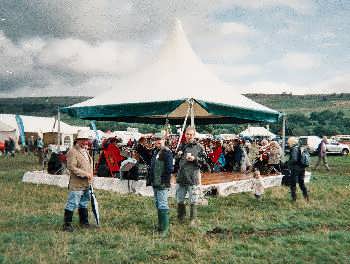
[15,114,26,146]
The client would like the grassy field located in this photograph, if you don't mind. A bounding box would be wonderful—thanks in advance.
[1,154,350,263]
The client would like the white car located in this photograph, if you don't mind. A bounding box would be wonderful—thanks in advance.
[327,140,349,156]
[298,136,349,156]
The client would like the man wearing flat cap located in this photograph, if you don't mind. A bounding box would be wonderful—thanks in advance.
[63,130,94,232]
[148,132,173,236]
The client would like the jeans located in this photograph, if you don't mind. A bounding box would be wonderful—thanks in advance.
[64,189,90,211]
[153,188,169,210]
[176,184,200,205]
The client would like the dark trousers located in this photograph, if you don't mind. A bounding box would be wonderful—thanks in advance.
[290,167,308,200]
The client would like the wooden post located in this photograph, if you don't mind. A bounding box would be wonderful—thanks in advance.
[282,113,286,158]
[57,107,61,152]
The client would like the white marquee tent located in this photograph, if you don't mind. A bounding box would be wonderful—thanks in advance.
[239,126,276,139]
[63,19,280,125]
[0,120,17,142]
[0,114,90,146]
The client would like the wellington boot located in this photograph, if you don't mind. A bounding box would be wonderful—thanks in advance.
[78,208,93,229]
[63,210,74,232]
[159,209,170,237]
[177,203,186,223]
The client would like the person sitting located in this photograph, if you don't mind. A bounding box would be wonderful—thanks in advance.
[48,150,66,175]
[240,139,251,173]
[224,142,235,172]
[254,139,270,174]
[136,137,153,166]
[208,141,225,172]
[96,136,124,177]
[268,141,282,173]
[233,139,244,172]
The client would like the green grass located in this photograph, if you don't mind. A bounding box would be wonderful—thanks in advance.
[1,154,350,263]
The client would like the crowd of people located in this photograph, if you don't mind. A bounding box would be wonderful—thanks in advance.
[61,126,316,236]
[93,132,284,180]
[0,127,322,236]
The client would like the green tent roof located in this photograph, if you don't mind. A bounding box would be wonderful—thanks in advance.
[62,98,280,125]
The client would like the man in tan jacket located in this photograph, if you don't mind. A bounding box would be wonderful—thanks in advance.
[63,130,94,232]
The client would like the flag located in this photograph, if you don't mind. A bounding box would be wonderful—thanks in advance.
[89,120,100,143]
[15,114,26,146]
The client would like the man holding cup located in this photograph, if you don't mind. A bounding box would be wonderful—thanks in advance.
[175,126,207,226]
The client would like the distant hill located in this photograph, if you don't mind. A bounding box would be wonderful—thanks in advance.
[1,93,349,135]
[246,93,350,117]
[0,97,91,117]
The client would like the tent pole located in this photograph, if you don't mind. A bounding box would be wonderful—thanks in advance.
[175,101,191,152]
[190,99,195,127]
[282,113,286,158]
[57,107,61,152]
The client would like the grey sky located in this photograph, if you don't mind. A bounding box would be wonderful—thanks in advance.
[0,0,349,97]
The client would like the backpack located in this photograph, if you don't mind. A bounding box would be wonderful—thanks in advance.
[316,142,322,154]
[299,147,310,168]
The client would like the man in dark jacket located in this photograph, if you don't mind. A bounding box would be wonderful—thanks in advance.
[175,126,207,226]
[287,137,309,202]
[148,133,173,236]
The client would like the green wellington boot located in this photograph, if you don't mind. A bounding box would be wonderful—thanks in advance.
[158,209,170,237]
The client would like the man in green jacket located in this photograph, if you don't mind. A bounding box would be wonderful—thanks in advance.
[175,126,207,226]
[148,133,173,236]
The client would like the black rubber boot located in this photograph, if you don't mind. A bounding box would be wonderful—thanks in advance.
[177,203,186,223]
[78,208,90,228]
[63,209,74,232]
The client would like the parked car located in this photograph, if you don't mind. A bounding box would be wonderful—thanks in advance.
[299,136,349,156]
[331,135,350,147]
[327,139,349,156]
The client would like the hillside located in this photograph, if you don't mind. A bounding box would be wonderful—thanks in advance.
[246,93,350,117]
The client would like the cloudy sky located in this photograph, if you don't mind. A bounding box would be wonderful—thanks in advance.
[0,0,349,97]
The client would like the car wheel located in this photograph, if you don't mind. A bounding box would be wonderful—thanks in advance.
[341,149,349,156]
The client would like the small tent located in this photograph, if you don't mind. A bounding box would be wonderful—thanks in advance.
[0,120,17,142]
[239,126,276,139]
[0,114,89,146]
